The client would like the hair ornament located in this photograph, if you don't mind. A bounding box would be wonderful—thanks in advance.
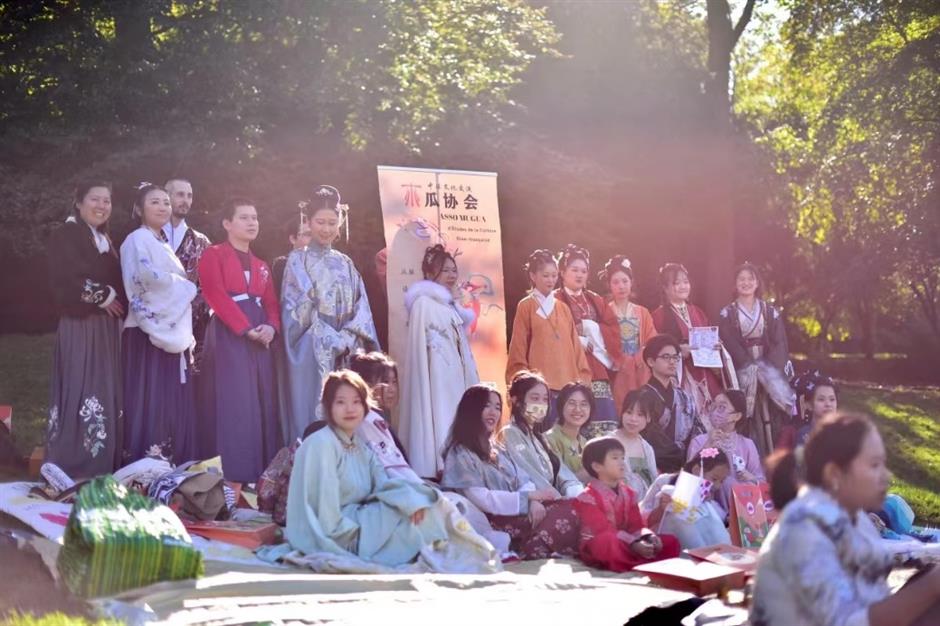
[136,181,155,191]
[621,258,632,271]
[700,447,719,459]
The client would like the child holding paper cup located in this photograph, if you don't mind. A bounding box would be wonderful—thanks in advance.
[641,447,732,550]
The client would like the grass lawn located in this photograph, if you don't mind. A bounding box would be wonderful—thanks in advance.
[2,333,940,524]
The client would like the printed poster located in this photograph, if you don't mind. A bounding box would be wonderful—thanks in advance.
[377,166,508,406]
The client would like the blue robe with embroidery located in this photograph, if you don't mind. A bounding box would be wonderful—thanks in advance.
[279,243,378,440]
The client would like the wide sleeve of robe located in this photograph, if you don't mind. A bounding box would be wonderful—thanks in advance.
[400,294,479,478]
[285,429,363,555]
[765,303,790,372]
[441,445,529,516]
[505,298,533,385]
[718,303,751,369]
[121,229,196,353]
[280,249,379,427]
[286,428,445,566]
[48,222,124,317]
[198,245,253,336]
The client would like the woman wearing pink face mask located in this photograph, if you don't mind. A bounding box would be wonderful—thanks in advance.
[686,389,765,516]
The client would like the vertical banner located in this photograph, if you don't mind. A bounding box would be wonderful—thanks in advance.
[377,165,508,400]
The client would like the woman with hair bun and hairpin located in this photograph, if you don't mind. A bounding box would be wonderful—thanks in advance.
[554,244,623,437]
[506,248,591,424]
[121,182,198,464]
[601,255,656,411]
[399,244,479,479]
[280,184,379,442]
[46,181,126,477]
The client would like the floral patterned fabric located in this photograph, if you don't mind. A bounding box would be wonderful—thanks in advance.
[752,487,893,626]
[46,315,123,478]
[279,242,379,442]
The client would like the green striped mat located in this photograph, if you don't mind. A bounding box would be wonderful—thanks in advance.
[57,475,204,598]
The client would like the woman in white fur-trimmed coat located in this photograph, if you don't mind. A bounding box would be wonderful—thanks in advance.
[399,245,479,479]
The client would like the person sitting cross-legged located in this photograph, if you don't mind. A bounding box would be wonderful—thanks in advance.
[573,437,679,572]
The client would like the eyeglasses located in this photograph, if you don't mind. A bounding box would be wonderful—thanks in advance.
[656,353,681,362]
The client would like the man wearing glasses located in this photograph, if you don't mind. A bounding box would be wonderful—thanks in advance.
[640,334,706,471]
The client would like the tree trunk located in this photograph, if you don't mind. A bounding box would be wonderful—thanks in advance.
[704,0,757,126]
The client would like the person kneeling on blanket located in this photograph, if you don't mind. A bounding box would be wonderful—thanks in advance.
[574,437,680,572]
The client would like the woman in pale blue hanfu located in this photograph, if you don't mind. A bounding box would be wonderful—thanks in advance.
[279,185,379,442]
[285,370,499,572]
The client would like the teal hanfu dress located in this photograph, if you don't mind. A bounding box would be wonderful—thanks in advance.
[286,426,450,566]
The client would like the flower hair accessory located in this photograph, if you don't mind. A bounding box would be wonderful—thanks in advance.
[699,446,719,478]
[621,258,632,270]
[135,181,154,190]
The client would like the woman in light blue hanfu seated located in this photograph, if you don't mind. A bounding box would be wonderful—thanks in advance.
[285,370,498,572]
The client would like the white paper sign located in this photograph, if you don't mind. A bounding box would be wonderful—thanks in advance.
[690,326,722,368]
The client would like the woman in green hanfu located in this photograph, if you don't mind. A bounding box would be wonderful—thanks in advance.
[285,370,498,572]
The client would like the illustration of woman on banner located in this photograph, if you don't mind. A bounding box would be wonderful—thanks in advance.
[279,185,379,441]
[399,244,479,479]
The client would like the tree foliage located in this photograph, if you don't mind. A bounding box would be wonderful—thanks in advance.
[736,0,940,356]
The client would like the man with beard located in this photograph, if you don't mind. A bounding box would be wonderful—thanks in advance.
[163,177,211,364]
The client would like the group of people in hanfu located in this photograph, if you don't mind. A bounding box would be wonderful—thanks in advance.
[46,179,940,624]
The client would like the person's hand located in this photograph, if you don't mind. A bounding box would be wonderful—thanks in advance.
[528,501,546,526]
[255,324,275,345]
[737,469,758,483]
[679,344,691,358]
[657,492,673,508]
[528,487,561,502]
[647,534,663,554]
[103,299,125,318]
[630,538,656,559]
[410,509,427,525]
[246,328,262,343]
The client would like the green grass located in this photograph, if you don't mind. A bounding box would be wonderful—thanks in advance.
[2,333,940,524]
[0,334,55,457]
[1,613,118,626]
[841,383,940,527]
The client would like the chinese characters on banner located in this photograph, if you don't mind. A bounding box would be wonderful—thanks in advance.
[377,165,508,420]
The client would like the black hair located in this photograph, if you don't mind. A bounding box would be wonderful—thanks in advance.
[620,388,665,424]
[791,370,840,422]
[682,448,731,476]
[767,412,875,509]
[657,263,691,340]
[321,369,373,425]
[348,351,398,389]
[71,180,114,233]
[220,197,256,222]
[442,384,502,463]
[525,249,557,279]
[718,389,748,416]
[302,420,329,440]
[598,255,633,285]
[642,333,681,367]
[557,244,590,273]
[505,370,561,477]
[132,183,165,221]
[421,244,456,282]
[733,262,764,299]
[282,213,307,243]
[302,184,341,218]
[555,382,594,427]
[582,437,625,479]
